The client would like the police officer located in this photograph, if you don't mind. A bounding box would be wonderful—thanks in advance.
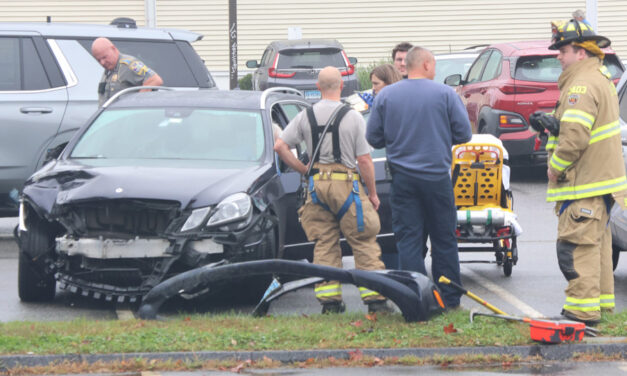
[545,19,627,325]
[91,37,163,106]
[274,66,391,314]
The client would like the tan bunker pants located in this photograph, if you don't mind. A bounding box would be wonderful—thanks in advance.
[299,163,386,304]
[556,196,615,322]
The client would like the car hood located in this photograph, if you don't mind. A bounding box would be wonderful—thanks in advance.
[24,159,272,214]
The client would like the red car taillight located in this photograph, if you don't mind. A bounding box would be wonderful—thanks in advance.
[268,53,296,78]
[499,114,526,128]
[499,84,546,94]
[340,50,355,76]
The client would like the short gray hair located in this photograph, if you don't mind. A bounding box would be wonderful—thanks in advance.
[405,46,433,71]
[572,9,585,19]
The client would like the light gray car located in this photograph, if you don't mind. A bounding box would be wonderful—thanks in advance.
[0,18,215,216]
[245,39,358,100]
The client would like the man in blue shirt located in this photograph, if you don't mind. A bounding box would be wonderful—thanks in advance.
[366,46,472,308]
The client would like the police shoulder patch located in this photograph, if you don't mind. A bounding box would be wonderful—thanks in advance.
[129,60,146,74]
[567,94,579,105]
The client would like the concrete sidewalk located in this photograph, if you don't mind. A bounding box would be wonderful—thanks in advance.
[1,339,625,369]
[0,217,17,258]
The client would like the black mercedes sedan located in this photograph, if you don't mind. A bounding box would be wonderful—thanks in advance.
[17,87,396,303]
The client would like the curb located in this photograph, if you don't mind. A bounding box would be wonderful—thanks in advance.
[1,342,625,369]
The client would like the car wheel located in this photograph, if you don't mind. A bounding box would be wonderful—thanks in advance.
[612,244,621,271]
[18,217,56,302]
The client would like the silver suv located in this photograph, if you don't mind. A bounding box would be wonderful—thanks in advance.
[0,18,215,216]
[245,39,359,100]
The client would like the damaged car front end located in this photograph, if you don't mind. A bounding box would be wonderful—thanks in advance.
[17,89,293,303]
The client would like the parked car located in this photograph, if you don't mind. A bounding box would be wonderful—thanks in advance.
[0,18,216,217]
[444,40,624,165]
[17,87,397,303]
[245,39,359,100]
[434,46,485,84]
[609,71,627,270]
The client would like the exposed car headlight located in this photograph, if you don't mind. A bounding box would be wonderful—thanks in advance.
[180,206,211,232]
[207,192,252,229]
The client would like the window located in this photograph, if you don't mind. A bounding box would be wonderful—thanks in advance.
[434,56,476,84]
[260,48,273,67]
[481,50,502,81]
[514,56,562,82]
[78,39,207,87]
[71,108,265,162]
[0,37,51,91]
[277,48,345,69]
[465,51,491,84]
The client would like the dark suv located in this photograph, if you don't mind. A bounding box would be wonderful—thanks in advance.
[246,39,359,100]
[0,18,215,216]
[445,40,623,165]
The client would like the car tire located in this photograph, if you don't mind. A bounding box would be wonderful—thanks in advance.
[18,217,56,302]
[612,244,621,271]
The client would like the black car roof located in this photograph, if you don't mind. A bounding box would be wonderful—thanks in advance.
[108,89,304,110]
[271,39,343,51]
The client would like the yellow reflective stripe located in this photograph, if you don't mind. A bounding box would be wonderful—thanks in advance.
[316,291,341,298]
[546,136,558,151]
[561,109,595,130]
[549,154,572,172]
[589,120,620,144]
[547,176,627,201]
[315,284,341,292]
[563,304,601,312]
[599,66,612,79]
[358,287,381,298]
[600,294,615,307]
[564,296,600,312]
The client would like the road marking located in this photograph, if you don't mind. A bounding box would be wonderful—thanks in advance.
[116,309,136,321]
[461,266,544,318]
[141,372,161,376]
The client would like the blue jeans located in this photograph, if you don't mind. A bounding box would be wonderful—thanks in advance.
[389,168,462,307]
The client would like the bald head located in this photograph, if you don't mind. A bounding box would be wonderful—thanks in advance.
[406,47,436,80]
[317,66,343,98]
[92,37,119,71]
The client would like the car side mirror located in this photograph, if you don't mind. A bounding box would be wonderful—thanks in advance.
[444,74,462,86]
[246,60,259,69]
[44,143,67,164]
[348,57,358,65]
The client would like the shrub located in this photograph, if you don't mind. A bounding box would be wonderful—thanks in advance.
[356,59,391,91]
[238,73,253,90]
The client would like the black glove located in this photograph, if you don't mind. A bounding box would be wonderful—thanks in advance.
[529,111,560,136]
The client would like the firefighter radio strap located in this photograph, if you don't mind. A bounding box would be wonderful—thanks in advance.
[303,104,365,232]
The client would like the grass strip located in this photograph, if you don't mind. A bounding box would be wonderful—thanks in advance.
[0,309,625,355]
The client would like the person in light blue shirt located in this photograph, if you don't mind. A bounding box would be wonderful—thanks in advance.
[366,46,472,308]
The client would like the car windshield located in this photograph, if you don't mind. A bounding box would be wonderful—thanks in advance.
[515,55,624,82]
[434,56,476,83]
[71,108,265,162]
[278,48,346,69]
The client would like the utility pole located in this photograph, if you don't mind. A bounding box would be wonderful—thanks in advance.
[229,0,238,89]
[586,0,597,31]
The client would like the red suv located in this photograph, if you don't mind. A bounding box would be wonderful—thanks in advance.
[445,40,624,165]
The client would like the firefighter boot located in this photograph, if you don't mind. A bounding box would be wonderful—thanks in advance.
[321,301,346,314]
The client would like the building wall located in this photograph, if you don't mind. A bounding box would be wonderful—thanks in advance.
[2,0,625,79]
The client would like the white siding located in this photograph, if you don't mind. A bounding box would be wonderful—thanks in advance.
[0,0,145,25]
[156,0,595,72]
[3,1,627,73]
[598,1,627,63]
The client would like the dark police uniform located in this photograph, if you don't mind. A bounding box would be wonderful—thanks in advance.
[98,53,157,106]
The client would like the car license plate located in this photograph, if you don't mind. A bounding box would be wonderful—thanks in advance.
[304,90,321,99]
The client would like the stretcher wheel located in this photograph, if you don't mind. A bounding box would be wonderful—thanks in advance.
[503,258,513,277]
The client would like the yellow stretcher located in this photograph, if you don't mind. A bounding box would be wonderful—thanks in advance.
[452,134,523,276]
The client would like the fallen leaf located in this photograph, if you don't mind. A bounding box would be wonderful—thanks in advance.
[231,338,238,346]
[346,332,356,340]
[184,317,191,321]
[349,349,363,361]
[443,323,457,334]
[351,320,363,327]
[230,362,245,373]
[305,357,316,364]
[393,338,402,344]
[365,313,377,322]
[369,357,384,367]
